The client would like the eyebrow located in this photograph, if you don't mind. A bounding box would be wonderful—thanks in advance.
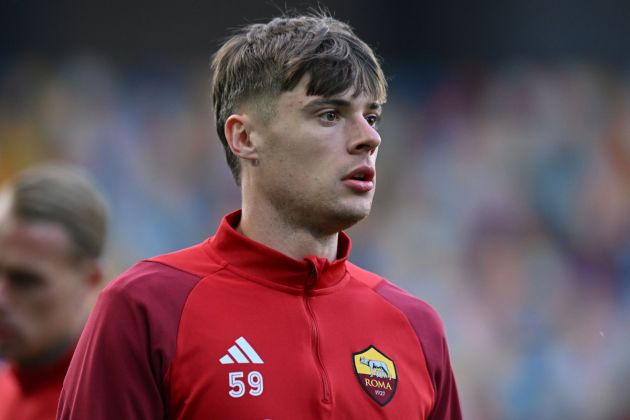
[303,98,382,112]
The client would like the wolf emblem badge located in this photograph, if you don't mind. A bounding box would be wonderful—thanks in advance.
[352,345,398,406]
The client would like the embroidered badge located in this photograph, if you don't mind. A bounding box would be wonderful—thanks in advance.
[352,345,398,406]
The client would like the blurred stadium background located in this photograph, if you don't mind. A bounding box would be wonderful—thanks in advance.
[2,1,630,418]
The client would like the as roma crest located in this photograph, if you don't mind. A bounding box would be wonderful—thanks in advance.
[352,345,398,406]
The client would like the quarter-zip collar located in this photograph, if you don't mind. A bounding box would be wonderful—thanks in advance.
[205,210,351,293]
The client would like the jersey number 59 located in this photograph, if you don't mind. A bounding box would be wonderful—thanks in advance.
[228,371,264,398]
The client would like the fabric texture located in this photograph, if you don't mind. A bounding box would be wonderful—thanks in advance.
[58,210,461,419]
[0,350,73,420]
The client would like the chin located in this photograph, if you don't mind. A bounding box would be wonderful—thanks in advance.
[327,204,372,232]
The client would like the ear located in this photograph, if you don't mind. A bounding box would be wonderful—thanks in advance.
[224,114,259,162]
[77,260,104,317]
[81,260,103,289]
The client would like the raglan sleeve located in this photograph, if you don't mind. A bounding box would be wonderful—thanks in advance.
[425,316,462,420]
[57,261,199,420]
[374,280,463,420]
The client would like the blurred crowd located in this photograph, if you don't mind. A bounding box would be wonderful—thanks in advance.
[1,56,629,419]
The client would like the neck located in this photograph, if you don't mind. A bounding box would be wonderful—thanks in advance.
[239,194,339,261]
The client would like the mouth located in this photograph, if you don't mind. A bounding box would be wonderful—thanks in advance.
[342,166,376,192]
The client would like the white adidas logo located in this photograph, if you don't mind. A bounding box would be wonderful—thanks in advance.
[219,336,264,365]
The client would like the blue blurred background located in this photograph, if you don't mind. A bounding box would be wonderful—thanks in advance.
[1,1,630,418]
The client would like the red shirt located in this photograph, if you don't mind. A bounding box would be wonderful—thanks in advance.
[58,211,461,419]
[0,351,72,420]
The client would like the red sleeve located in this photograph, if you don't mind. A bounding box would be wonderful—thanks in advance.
[374,281,462,420]
[57,261,201,420]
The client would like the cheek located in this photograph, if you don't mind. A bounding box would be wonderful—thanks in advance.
[15,288,59,327]
[262,129,342,186]
[4,290,57,351]
[287,144,339,177]
[17,279,81,330]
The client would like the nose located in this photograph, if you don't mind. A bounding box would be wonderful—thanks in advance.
[347,115,381,155]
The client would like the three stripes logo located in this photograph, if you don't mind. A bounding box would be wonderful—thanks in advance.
[219,336,264,365]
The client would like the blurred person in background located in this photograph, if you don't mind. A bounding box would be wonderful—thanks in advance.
[58,12,461,419]
[0,164,107,420]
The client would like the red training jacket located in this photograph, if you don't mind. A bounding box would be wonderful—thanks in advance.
[0,349,73,420]
[58,210,461,419]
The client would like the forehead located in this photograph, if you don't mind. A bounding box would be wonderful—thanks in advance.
[0,217,74,268]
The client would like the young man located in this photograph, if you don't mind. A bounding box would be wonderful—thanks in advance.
[0,164,106,420]
[59,13,462,419]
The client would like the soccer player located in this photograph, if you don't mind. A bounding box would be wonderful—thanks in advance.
[58,13,462,419]
[0,164,107,420]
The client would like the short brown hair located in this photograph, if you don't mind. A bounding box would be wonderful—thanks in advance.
[2,164,108,261]
[210,12,387,185]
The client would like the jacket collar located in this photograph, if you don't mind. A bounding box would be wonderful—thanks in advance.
[205,210,351,293]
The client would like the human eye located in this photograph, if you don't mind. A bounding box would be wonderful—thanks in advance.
[319,110,339,124]
[6,268,44,290]
[365,113,381,128]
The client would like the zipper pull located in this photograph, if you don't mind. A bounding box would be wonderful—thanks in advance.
[305,257,319,289]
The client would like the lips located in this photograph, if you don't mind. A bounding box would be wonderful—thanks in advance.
[342,166,375,192]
